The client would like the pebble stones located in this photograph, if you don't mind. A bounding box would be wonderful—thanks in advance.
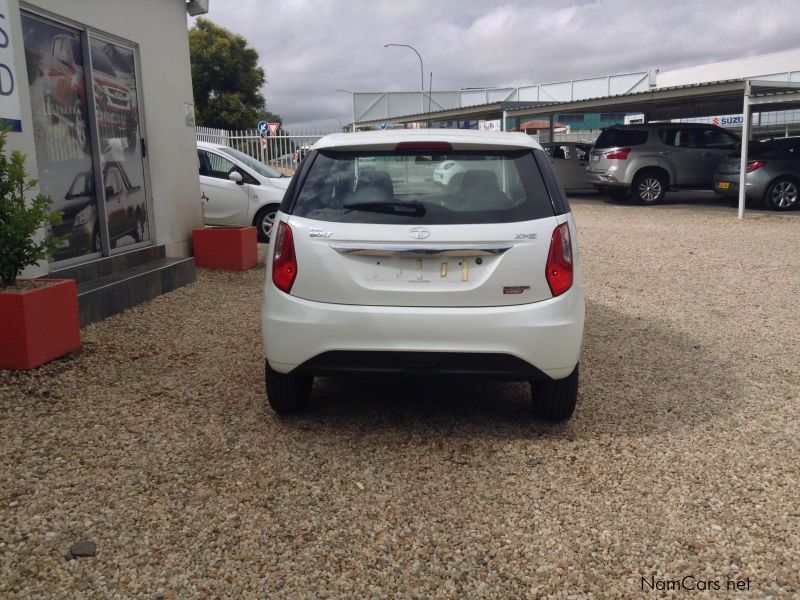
[67,541,96,559]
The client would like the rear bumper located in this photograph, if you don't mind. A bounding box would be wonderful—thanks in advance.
[713,175,764,200]
[262,285,585,381]
[586,171,628,189]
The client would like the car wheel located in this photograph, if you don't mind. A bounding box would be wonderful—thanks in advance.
[91,224,102,253]
[531,364,579,422]
[632,172,666,205]
[764,177,799,211]
[132,215,145,243]
[73,99,88,152]
[254,203,280,243]
[265,361,312,415]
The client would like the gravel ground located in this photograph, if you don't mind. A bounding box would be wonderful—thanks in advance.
[1,198,799,598]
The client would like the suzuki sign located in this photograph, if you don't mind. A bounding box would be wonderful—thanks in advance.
[712,115,744,127]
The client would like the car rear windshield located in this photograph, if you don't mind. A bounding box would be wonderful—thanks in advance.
[594,128,648,148]
[289,149,555,224]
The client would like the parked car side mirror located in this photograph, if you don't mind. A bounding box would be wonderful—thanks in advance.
[228,170,244,184]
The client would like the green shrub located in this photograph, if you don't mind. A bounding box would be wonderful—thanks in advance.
[0,128,64,288]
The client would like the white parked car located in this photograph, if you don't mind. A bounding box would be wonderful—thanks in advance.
[432,159,465,186]
[262,130,585,420]
[197,141,291,242]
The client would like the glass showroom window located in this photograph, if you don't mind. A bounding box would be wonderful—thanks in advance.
[89,36,150,252]
[21,12,151,265]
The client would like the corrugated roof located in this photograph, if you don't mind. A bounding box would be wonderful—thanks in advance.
[355,79,800,126]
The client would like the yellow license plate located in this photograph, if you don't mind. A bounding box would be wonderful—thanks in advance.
[718,182,730,190]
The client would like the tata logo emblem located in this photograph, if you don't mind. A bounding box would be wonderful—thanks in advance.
[409,227,430,240]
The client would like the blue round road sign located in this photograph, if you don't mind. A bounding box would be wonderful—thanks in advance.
[257,121,268,134]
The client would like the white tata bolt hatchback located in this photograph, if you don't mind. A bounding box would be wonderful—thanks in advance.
[262,130,584,420]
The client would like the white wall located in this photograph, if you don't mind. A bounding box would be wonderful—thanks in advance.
[7,0,202,277]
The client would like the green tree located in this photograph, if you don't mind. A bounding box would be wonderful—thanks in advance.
[189,18,279,130]
[0,128,64,288]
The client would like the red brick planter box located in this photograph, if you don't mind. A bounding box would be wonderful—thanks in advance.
[0,279,81,370]
[193,226,258,271]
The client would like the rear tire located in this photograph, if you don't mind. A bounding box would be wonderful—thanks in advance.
[91,222,102,254]
[631,172,666,205]
[265,361,312,414]
[531,364,579,422]
[763,177,799,211]
[132,213,145,243]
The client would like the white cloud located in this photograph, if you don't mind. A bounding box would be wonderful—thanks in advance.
[194,0,800,129]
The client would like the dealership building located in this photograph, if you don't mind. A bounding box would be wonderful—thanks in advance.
[4,0,205,324]
[352,48,800,141]
[3,2,798,325]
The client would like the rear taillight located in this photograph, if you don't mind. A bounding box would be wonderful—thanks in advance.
[605,148,631,160]
[746,160,767,172]
[272,221,297,293]
[546,222,574,297]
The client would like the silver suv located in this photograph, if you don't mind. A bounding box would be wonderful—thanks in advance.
[587,123,739,204]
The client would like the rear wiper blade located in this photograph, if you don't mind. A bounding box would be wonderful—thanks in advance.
[343,201,426,216]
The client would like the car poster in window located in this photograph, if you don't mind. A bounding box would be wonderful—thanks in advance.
[22,14,98,261]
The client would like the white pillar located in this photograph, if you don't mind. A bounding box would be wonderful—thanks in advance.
[737,82,752,220]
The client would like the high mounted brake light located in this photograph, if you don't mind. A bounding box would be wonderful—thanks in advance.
[395,142,453,151]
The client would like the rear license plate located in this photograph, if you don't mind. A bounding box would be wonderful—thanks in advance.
[591,155,600,162]
[371,257,476,283]
[718,182,730,190]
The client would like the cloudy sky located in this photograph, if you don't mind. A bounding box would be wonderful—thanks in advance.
[192,0,800,130]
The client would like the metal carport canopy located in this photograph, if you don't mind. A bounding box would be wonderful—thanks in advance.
[355,79,800,219]
[505,79,800,219]
[504,79,800,121]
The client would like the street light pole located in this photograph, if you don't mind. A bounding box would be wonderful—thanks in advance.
[336,89,356,132]
[384,43,424,117]
[324,116,343,130]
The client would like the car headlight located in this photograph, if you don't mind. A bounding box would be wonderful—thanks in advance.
[74,205,93,227]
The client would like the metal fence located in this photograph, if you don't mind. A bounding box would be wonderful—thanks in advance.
[196,126,337,172]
